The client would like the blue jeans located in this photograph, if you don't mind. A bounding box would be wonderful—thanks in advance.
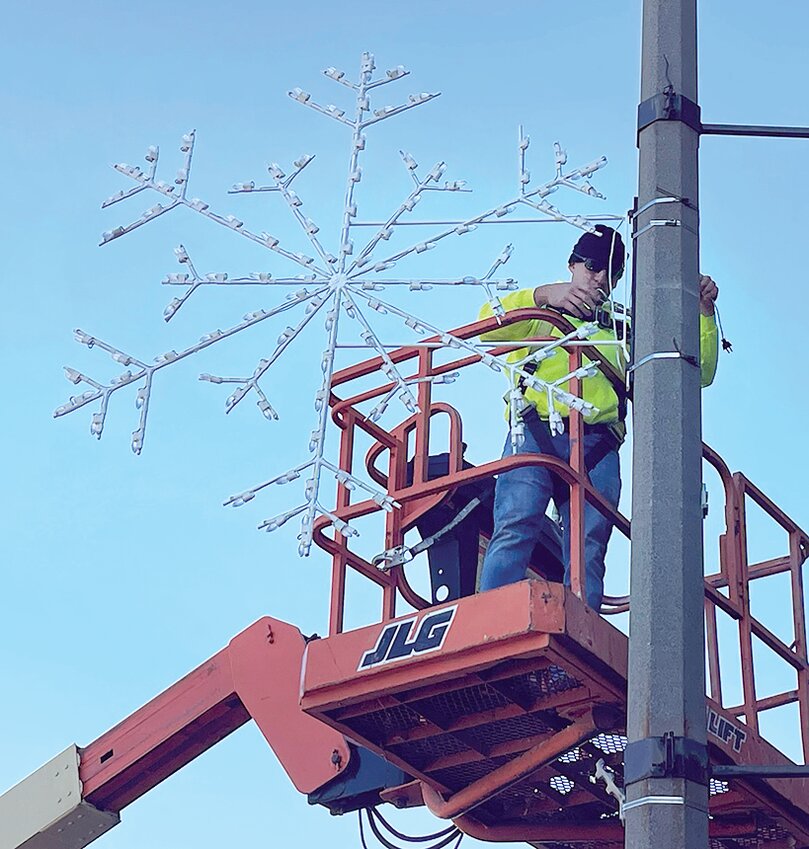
[479,415,621,611]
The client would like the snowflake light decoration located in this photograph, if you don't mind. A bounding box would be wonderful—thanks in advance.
[55,52,618,556]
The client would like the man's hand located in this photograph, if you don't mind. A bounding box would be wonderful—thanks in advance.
[533,280,605,319]
[699,274,719,316]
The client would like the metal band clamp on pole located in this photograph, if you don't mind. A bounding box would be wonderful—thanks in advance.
[622,795,686,814]
[627,350,697,376]
[633,218,698,240]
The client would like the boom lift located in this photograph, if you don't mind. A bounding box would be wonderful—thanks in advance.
[3,307,808,849]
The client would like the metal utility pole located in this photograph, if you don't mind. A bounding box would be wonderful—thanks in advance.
[625,1,709,847]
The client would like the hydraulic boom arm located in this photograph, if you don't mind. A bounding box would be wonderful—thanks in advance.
[0,617,350,849]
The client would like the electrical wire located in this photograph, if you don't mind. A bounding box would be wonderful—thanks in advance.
[370,807,458,842]
[359,808,371,849]
[356,808,463,849]
[367,811,433,849]
[603,214,631,363]
[713,304,732,352]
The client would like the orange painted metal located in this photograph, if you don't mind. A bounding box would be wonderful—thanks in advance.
[319,308,630,633]
[228,617,351,793]
[304,582,565,712]
[80,644,246,811]
[301,580,809,844]
[448,811,762,843]
[79,617,349,812]
[420,712,597,818]
[706,696,809,836]
[702,447,809,765]
[446,814,626,844]
[302,582,625,797]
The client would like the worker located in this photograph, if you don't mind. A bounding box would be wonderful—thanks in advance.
[477,224,719,610]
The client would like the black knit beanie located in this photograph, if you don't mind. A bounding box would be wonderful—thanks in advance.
[569,225,625,276]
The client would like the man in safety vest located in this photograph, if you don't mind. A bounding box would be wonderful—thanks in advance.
[477,224,719,610]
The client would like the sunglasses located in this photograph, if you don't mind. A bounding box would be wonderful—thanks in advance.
[572,252,625,280]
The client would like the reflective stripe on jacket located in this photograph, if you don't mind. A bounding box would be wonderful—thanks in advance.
[478,286,719,426]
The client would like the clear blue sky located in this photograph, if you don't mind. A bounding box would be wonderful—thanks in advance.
[2,2,808,847]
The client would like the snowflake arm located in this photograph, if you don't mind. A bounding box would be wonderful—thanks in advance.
[347,152,467,275]
[259,503,310,533]
[243,290,345,555]
[265,160,337,269]
[289,88,355,127]
[341,277,517,291]
[289,292,399,554]
[204,288,331,416]
[54,287,327,450]
[287,52,442,275]
[225,461,315,507]
[365,65,409,88]
[323,460,400,511]
[163,241,327,323]
[100,133,332,278]
[362,372,458,423]
[224,292,347,556]
[346,134,608,277]
[360,92,440,129]
[472,244,515,320]
[323,66,361,91]
[341,289,419,417]
[228,152,315,195]
[351,289,602,442]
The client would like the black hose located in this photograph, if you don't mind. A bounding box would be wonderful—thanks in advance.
[366,809,461,849]
[371,807,457,843]
[358,809,371,849]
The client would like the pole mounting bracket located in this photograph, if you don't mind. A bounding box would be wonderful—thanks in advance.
[712,764,809,780]
[638,91,702,138]
[624,732,709,787]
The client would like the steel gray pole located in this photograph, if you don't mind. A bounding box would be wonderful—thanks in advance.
[625,1,709,848]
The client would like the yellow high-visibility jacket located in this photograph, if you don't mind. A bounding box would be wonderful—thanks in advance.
[479,286,718,426]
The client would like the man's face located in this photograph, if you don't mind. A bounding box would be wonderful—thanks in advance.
[568,260,612,296]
